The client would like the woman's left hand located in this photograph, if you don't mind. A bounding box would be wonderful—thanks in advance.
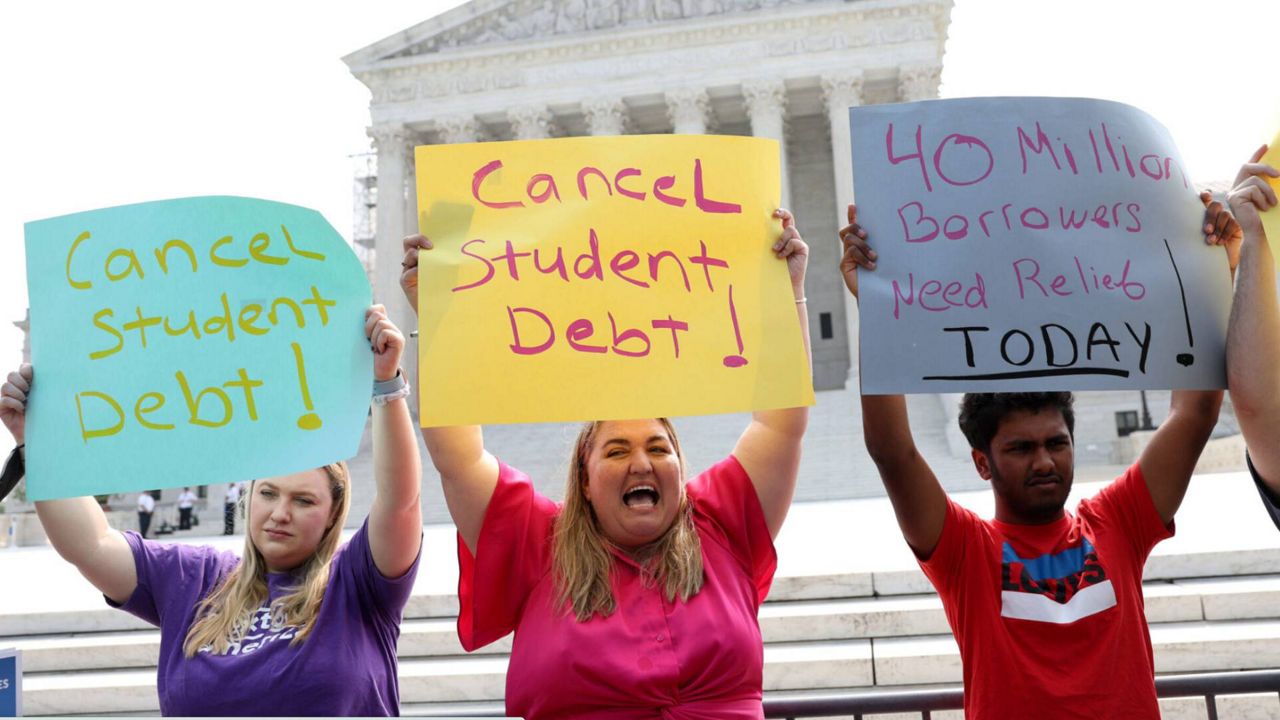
[773,208,808,297]
[365,305,405,382]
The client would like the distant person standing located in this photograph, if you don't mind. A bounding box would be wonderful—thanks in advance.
[137,492,155,539]
[223,483,241,536]
[177,487,197,531]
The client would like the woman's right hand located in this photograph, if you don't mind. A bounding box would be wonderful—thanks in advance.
[838,203,876,300]
[1,364,32,445]
[400,234,434,317]
[1227,145,1279,239]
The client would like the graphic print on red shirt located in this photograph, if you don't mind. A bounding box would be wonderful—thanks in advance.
[999,537,1115,623]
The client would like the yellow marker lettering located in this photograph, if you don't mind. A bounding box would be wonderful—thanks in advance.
[291,343,322,431]
[223,368,263,421]
[105,248,145,282]
[238,303,267,336]
[175,370,233,428]
[134,392,175,431]
[201,293,237,343]
[76,390,125,442]
[122,307,162,349]
[154,239,198,275]
[89,309,123,360]
[268,297,305,329]
[301,286,336,326]
[66,230,93,290]
[281,224,325,261]
[249,232,288,265]
[163,311,202,340]
[210,235,247,268]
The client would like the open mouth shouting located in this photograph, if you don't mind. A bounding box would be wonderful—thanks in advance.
[623,484,661,510]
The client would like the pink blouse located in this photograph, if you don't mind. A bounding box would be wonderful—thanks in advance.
[458,456,777,720]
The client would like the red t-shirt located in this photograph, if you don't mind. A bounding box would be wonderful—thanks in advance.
[920,463,1172,719]
[457,455,777,720]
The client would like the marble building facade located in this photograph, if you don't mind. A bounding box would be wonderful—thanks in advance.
[344,0,953,395]
[337,0,1244,518]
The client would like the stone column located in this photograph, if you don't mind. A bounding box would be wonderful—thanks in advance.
[402,132,424,251]
[368,124,417,398]
[665,87,710,135]
[509,105,553,140]
[583,98,627,136]
[822,73,865,384]
[898,63,943,102]
[742,79,790,209]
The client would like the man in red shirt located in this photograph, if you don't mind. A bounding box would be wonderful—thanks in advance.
[838,204,1226,718]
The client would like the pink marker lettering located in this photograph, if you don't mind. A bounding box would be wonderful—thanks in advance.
[472,160,524,209]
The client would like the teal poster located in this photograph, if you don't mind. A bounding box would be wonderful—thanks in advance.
[23,197,373,500]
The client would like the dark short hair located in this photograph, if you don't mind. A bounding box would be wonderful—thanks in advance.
[958,392,1075,454]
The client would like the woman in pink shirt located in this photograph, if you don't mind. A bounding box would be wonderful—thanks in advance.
[399,209,812,720]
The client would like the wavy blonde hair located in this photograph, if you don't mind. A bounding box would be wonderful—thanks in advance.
[552,419,704,621]
[182,463,351,657]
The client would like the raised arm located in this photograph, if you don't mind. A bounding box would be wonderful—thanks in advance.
[1,365,136,603]
[365,306,425,578]
[1225,147,1280,490]
[840,204,948,557]
[1138,388,1222,525]
[731,209,810,539]
[401,234,499,553]
[1133,181,1252,524]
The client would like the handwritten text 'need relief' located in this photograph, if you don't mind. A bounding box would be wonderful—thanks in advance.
[850,98,1231,393]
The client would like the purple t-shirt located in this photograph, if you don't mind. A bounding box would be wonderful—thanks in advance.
[110,519,420,716]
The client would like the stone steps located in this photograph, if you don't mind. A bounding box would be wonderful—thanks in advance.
[19,621,1280,715]
[11,573,1280,715]
[11,575,1280,674]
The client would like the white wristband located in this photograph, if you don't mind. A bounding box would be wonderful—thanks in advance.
[372,370,410,406]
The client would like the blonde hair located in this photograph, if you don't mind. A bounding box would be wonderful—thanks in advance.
[552,419,704,622]
[182,463,351,657]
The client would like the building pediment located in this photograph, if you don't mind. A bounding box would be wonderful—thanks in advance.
[346,0,838,67]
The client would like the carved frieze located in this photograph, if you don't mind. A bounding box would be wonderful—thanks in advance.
[392,0,821,57]
[362,2,949,106]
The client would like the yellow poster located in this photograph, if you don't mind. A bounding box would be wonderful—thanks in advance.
[414,135,813,426]
[1261,134,1280,256]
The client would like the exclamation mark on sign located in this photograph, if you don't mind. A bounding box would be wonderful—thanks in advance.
[1163,238,1195,367]
[291,342,323,430]
[723,284,748,368]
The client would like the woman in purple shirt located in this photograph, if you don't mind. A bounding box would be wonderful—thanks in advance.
[0,306,423,716]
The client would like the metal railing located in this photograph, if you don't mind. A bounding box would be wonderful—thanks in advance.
[762,669,1280,719]
[407,670,1280,718]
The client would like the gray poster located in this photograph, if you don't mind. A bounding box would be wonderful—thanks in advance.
[849,97,1231,394]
